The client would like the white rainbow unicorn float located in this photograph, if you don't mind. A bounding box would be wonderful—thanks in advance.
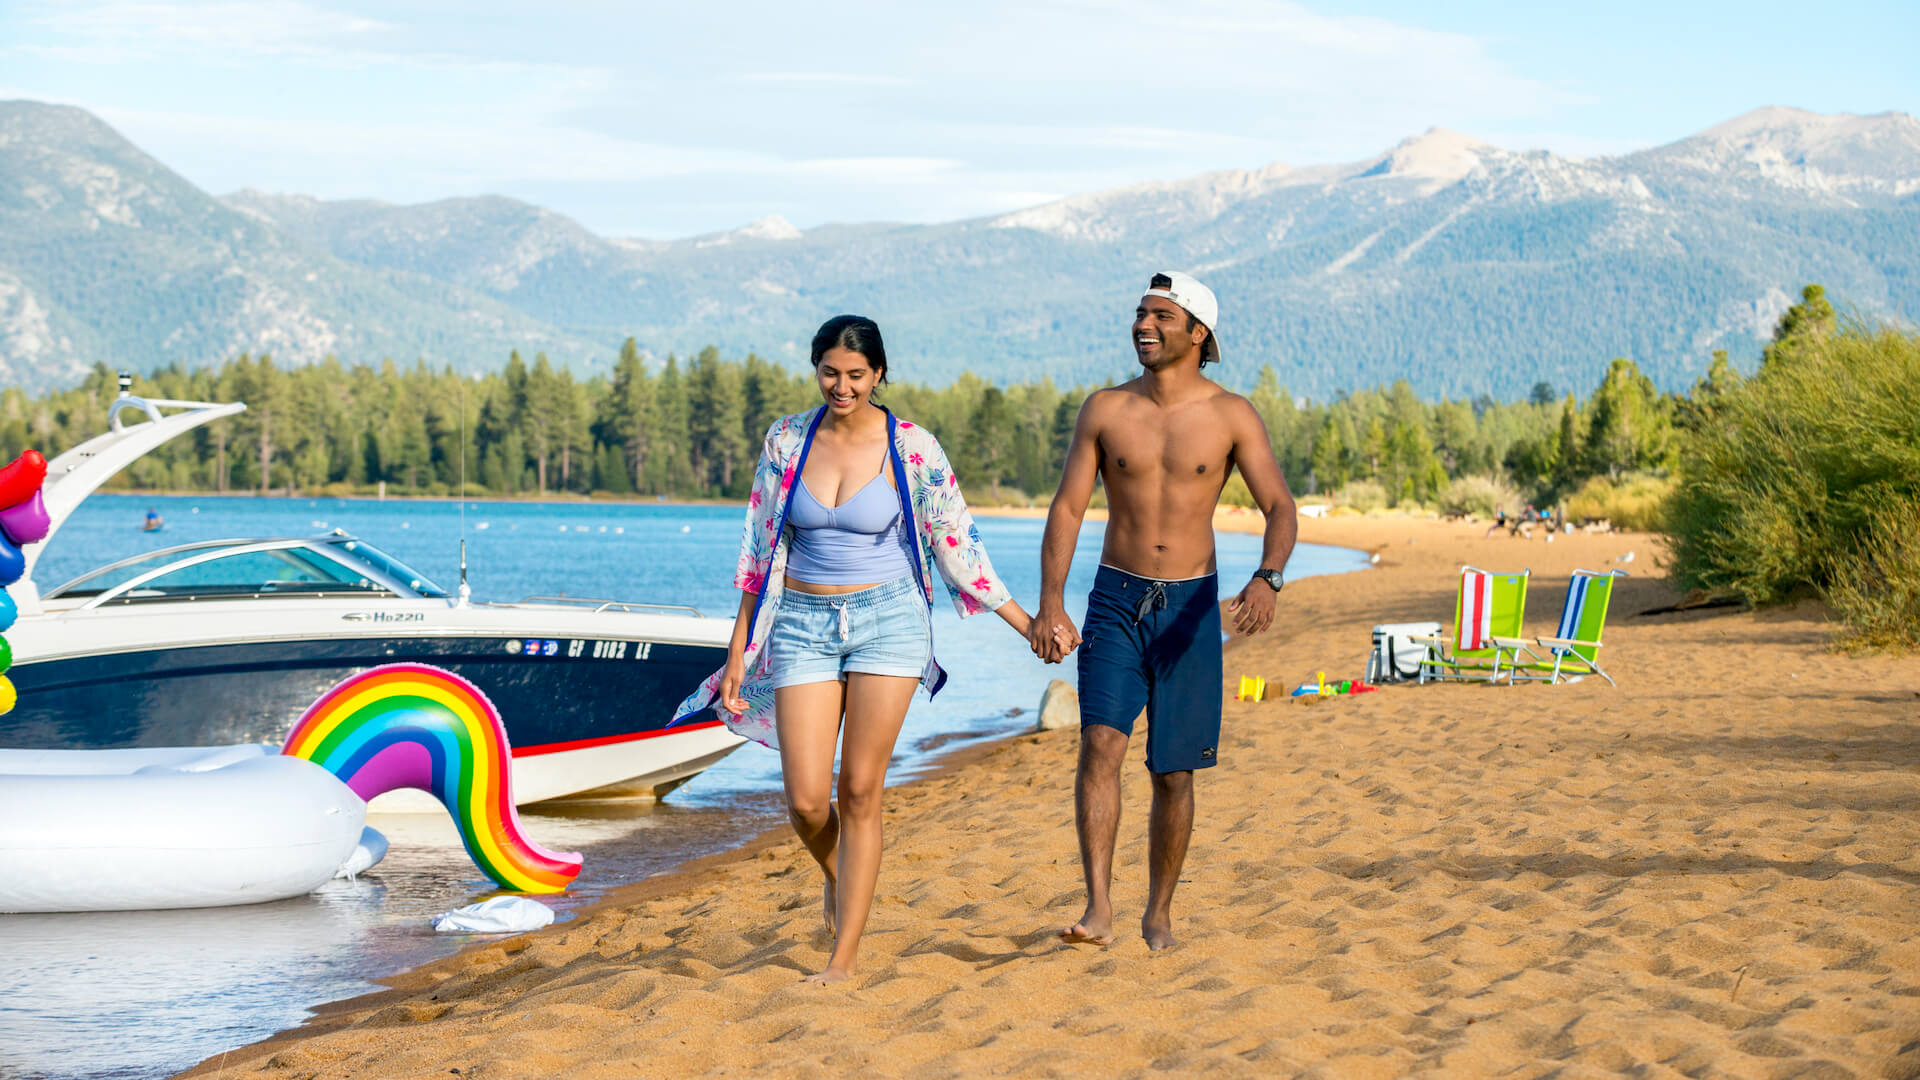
[0,662,583,912]
[0,450,581,912]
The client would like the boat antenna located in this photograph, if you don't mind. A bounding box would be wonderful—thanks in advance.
[457,375,471,607]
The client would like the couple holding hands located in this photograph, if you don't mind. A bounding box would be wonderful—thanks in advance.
[674,271,1298,984]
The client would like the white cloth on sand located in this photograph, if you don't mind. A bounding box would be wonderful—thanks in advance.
[432,896,555,933]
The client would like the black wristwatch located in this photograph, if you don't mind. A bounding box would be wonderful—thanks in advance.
[1253,568,1284,592]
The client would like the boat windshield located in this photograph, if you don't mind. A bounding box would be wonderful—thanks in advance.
[327,538,448,598]
[89,546,399,604]
[46,547,212,598]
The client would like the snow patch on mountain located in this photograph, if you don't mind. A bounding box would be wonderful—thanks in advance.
[694,214,803,247]
[990,162,1296,240]
[1642,106,1920,197]
[1354,128,1495,187]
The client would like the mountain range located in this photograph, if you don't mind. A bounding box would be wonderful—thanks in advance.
[3,100,1917,398]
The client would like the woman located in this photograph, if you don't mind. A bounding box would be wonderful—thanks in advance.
[674,315,1037,985]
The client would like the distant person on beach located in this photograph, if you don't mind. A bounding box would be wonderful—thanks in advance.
[1485,505,1507,539]
[673,315,1042,985]
[1031,271,1298,950]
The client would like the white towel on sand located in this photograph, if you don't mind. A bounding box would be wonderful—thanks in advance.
[432,896,555,933]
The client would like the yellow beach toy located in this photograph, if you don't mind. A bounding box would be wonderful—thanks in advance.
[1236,676,1267,701]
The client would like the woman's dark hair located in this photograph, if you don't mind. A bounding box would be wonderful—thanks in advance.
[810,314,889,392]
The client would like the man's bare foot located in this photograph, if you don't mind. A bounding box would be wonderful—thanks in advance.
[801,965,853,985]
[1058,908,1114,945]
[822,875,837,935]
[1142,918,1177,951]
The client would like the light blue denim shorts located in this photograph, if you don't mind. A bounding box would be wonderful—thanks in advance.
[768,576,931,689]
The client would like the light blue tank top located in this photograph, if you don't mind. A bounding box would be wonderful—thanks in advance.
[786,471,917,585]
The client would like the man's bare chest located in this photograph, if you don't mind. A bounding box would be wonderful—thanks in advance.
[1097,415,1233,480]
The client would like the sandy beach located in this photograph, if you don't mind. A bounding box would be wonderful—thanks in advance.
[186,515,1920,1079]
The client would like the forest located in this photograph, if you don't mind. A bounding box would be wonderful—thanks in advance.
[0,321,1701,523]
[8,283,1914,645]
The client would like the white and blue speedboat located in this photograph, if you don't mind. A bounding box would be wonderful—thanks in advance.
[0,380,742,807]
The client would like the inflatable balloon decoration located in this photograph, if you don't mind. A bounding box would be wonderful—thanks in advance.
[0,450,50,716]
[281,663,583,893]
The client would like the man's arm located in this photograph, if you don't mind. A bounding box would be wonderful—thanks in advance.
[1224,398,1297,636]
[1031,394,1103,662]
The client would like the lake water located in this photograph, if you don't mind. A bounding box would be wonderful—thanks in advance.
[2,493,1369,1080]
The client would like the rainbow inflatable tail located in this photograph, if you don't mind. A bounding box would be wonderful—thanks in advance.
[281,663,582,893]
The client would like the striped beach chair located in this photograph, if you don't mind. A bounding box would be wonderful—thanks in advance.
[1415,566,1530,684]
[1502,569,1627,686]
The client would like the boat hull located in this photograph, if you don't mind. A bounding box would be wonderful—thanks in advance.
[2,633,737,806]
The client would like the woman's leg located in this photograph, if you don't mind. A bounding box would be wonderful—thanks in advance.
[777,681,847,931]
[810,671,917,983]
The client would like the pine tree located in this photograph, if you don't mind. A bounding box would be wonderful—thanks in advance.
[521,354,565,493]
[1763,283,1836,368]
[1311,413,1344,492]
[1582,357,1670,479]
[605,338,651,492]
[687,346,748,495]
[1677,349,1742,432]
[964,386,1016,490]
[1552,394,1581,493]
[646,355,695,494]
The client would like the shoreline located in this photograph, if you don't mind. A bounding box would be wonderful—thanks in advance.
[178,718,1058,1075]
[183,516,1920,1078]
[171,505,1374,1073]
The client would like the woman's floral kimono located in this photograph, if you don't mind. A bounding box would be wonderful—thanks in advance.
[672,406,1012,748]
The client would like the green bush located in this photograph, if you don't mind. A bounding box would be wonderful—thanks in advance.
[1220,471,1256,509]
[1826,495,1920,652]
[1338,480,1389,514]
[1664,322,1920,645]
[1564,472,1673,532]
[1439,473,1522,519]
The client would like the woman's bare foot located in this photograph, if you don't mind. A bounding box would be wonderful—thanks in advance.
[822,874,838,935]
[801,965,853,985]
[1058,907,1114,945]
[1142,917,1177,951]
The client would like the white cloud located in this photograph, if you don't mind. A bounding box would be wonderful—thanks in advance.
[738,72,914,86]
[782,157,962,182]
[26,0,392,58]
[4,0,1671,236]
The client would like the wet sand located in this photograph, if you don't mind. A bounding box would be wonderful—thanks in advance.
[186,515,1920,1078]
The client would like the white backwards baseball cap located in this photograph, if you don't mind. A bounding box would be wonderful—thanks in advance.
[1143,270,1221,364]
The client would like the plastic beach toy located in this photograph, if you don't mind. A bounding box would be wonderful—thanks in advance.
[1236,675,1267,701]
[1290,672,1382,699]
[1294,671,1335,697]
[282,663,584,894]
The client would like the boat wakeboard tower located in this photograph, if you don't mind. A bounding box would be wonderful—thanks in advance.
[11,373,246,618]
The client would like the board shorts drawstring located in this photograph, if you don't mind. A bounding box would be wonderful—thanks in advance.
[832,598,850,642]
[1134,580,1168,623]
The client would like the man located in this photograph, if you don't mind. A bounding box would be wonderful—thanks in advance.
[1030,271,1297,950]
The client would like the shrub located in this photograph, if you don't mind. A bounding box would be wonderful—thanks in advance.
[1827,495,1920,652]
[1564,472,1673,532]
[1439,474,1522,519]
[1220,471,1256,509]
[1664,321,1920,646]
[1337,480,1389,514]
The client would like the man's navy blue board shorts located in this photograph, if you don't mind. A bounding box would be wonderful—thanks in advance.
[1076,564,1223,773]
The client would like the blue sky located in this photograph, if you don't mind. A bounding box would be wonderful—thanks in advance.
[3,0,1915,238]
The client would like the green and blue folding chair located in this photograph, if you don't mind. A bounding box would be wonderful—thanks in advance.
[1499,569,1626,686]
[1415,566,1530,684]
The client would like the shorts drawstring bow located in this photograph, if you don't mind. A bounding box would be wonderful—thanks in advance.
[1134,580,1168,623]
